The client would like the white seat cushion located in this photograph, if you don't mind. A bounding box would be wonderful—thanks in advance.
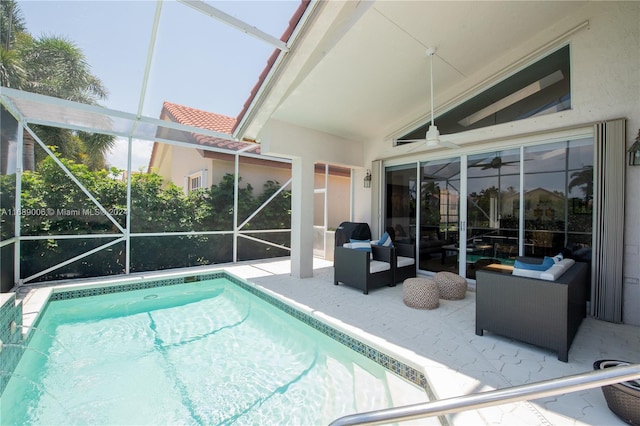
[370,260,391,273]
[540,258,575,281]
[512,268,544,279]
[513,258,575,281]
[397,256,415,267]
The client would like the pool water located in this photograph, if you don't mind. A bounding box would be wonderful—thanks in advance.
[1,278,424,425]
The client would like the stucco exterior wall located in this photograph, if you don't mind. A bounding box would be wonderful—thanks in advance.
[148,143,174,182]
[214,158,292,195]
[151,144,293,196]
[314,173,352,229]
[165,146,211,190]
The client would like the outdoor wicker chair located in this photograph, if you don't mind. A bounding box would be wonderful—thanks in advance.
[394,242,416,284]
[333,222,395,294]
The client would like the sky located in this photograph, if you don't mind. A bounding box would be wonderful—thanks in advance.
[17,0,301,170]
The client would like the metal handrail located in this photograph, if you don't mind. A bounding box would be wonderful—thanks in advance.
[329,364,640,426]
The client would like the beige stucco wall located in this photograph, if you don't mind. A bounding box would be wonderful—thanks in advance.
[148,143,174,182]
[214,158,292,195]
[313,173,352,229]
[152,144,293,196]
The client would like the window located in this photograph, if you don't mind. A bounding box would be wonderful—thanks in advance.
[186,169,207,193]
[398,45,571,144]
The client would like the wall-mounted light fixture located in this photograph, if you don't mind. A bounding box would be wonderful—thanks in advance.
[629,129,640,166]
[364,169,372,188]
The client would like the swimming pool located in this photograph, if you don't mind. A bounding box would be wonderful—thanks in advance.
[1,272,429,425]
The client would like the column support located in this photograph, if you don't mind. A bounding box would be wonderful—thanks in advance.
[290,156,314,278]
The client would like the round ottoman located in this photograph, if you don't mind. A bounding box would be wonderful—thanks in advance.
[434,271,467,300]
[403,277,439,309]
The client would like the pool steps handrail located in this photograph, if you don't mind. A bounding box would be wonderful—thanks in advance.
[329,363,640,426]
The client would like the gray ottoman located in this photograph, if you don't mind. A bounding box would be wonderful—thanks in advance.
[403,277,439,309]
[434,271,467,300]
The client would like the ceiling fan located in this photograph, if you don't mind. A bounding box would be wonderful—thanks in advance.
[468,156,524,170]
[401,47,459,151]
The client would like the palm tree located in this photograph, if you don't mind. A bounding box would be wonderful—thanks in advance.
[17,34,108,102]
[0,0,26,174]
[1,0,26,50]
[1,1,114,172]
[568,166,593,200]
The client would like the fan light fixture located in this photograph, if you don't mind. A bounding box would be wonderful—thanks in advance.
[425,47,440,145]
[400,47,458,150]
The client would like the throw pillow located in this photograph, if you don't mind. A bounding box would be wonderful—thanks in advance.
[375,232,394,247]
[349,239,372,252]
[514,256,555,271]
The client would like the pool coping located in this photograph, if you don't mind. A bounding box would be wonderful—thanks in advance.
[14,266,443,416]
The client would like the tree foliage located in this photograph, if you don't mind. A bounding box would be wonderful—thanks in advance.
[0,157,291,282]
[0,0,115,172]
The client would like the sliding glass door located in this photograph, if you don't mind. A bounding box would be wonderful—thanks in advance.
[523,139,593,257]
[384,136,594,280]
[418,158,461,274]
[466,149,521,277]
[385,164,417,244]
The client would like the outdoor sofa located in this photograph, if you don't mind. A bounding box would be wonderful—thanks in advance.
[475,260,588,362]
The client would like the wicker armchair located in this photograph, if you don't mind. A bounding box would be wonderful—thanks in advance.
[333,221,395,294]
[334,244,395,294]
[394,242,416,284]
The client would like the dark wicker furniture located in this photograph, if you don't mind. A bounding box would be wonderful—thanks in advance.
[334,244,394,294]
[394,242,416,284]
[333,221,395,294]
[475,261,588,362]
[593,360,640,425]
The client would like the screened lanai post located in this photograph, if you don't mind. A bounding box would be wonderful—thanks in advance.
[233,150,240,263]
[13,120,24,286]
[290,156,314,278]
[591,119,626,322]
[125,135,133,275]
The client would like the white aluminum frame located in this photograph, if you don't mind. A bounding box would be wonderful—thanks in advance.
[0,89,293,286]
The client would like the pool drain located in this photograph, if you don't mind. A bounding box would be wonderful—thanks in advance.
[144,294,158,300]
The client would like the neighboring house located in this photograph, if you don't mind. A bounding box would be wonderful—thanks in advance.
[148,101,351,236]
[502,188,565,221]
[148,101,289,195]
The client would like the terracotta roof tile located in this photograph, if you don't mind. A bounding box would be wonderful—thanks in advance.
[163,101,236,133]
[162,101,260,153]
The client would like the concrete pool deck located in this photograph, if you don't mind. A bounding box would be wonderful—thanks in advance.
[14,257,640,425]
[224,258,640,426]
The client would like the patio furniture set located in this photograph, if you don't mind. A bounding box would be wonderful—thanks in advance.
[332,224,638,422]
[333,224,589,362]
[333,222,416,294]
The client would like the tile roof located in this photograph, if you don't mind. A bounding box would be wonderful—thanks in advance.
[162,101,260,154]
[164,101,236,134]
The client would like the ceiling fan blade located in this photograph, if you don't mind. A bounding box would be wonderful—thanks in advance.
[398,138,427,144]
[436,139,460,149]
[405,140,429,152]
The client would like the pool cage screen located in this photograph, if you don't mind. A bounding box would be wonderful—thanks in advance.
[0,88,293,289]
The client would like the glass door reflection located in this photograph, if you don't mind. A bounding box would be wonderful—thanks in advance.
[418,158,461,274]
[466,150,521,277]
[385,164,417,245]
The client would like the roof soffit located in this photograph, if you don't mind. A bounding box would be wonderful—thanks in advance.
[251,1,590,144]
